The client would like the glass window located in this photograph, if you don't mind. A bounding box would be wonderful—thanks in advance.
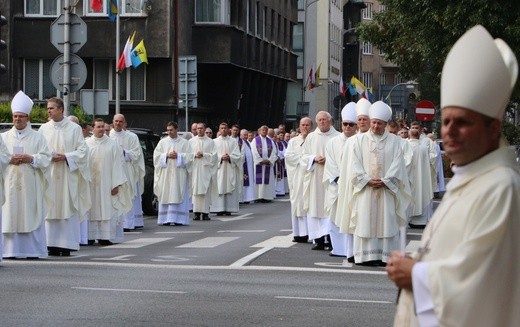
[24,59,57,100]
[362,42,372,55]
[362,2,373,20]
[94,59,145,101]
[379,73,387,86]
[195,0,229,24]
[85,0,146,17]
[25,0,60,17]
[362,72,373,88]
[293,23,303,50]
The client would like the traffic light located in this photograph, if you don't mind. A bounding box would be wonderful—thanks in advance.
[0,12,7,74]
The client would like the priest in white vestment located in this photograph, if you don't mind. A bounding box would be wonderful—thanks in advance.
[110,114,145,231]
[0,135,9,261]
[154,122,192,226]
[427,133,446,196]
[388,25,520,327]
[337,102,411,265]
[407,130,434,227]
[274,132,287,196]
[355,98,372,133]
[188,123,217,221]
[86,119,131,245]
[210,123,242,215]
[240,129,256,203]
[285,117,313,243]
[301,111,340,250]
[39,97,90,256]
[324,103,357,258]
[2,91,52,259]
[251,125,278,202]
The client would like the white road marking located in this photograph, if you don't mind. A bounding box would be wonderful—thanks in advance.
[72,287,186,294]
[230,247,272,267]
[176,237,240,248]
[275,296,392,304]
[92,255,136,261]
[154,231,204,234]
[101,237,172,249]
[407,232,423,236]
[279,229,292,232]
[6,260,388,274]
[274,198,290,202]
[251,234,294,248]
[215,213,254,222]
[217,230,265,233]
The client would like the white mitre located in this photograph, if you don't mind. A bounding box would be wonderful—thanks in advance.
[356,98,371,117]
[441,25,518,120]
[369,101,392,122]
[11,90,33,115]
[341,102,357,122]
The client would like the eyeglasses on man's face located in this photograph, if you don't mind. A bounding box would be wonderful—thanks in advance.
[342,122,356,127]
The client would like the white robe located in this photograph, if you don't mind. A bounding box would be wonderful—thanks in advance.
[39,118,90,251]
[86,135,130,242]
[284,135,308,238]
[324,133,353,257]
[110,129,145,229]
[337,130,411,262]
[210,136,241,213]
[301,127,340,240]
[433,141,445,192]
[395,146,520,327]
[153,136,192,225]
[2,126,52,258]
[188,136,217,214]
[251,136,278,201]
[407,139,434,226]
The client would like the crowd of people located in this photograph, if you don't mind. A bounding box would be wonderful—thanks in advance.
[0,24,519,326]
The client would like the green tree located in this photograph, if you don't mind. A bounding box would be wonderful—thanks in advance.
[357,0,520,102]
[357,0,520,141]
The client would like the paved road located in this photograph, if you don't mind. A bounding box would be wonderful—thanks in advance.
[0,196,429,326]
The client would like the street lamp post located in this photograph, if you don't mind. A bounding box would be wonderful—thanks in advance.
[302,0,319,102]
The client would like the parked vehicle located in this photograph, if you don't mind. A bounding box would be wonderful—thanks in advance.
[128,128,161,216]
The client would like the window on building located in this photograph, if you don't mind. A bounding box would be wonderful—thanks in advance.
[195,0,230,24]
[297,0,305,10]
[379,4,387,12]
[362,42,372,55]
[394,75,404,85]
[24,59,56,100]
[362,72,373,88]
[25,0,60,16]
[379,48,385,56]
[94,60,146,101]
[379,73,387,86]
[293,22,303,68]
[362,2,373,20]
[84,0,147,17]
[256,1,261,37]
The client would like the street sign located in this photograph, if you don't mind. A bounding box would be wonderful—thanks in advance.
[50,54,87,93]
[415,100,436,121]
[50,13,87,53]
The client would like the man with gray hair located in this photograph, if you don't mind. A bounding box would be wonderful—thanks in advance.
[301,111,340,251]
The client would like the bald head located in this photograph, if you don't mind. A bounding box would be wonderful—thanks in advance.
[112,114,126,132]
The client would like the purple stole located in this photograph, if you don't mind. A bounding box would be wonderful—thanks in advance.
[255,136,273,184]
[239,138,251,187]
[275,141,285,180]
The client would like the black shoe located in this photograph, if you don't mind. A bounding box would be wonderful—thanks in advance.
[87,240,95,245]
[347,256,355,263]
[98,240,113,246]
[123,228,131,232]
[162,222,171,226]
[194,213,201,221]
[60,250,71,257]
[329,253,346,257]
[173,223,183,226]
[224,211,231,216]
[409,223,426,229]
[48,249,61,256]
[311,243,326,251]
[202,214,211,221]
[26,257,40,260]
[216,212,224,216]
[243,201,250,204]
[292,236,309,243]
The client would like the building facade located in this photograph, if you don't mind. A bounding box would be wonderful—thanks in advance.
[0,0,297,132]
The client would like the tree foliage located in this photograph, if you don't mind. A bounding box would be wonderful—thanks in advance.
[357,0,520,103]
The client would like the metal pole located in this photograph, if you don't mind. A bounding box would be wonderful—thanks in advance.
[185,60,189,132]
[115,0,121,114]
[63,0,70,115]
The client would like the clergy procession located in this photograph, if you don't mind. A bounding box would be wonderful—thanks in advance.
[1,89,442,267]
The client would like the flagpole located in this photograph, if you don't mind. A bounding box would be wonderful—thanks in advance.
[115,0,121,115]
